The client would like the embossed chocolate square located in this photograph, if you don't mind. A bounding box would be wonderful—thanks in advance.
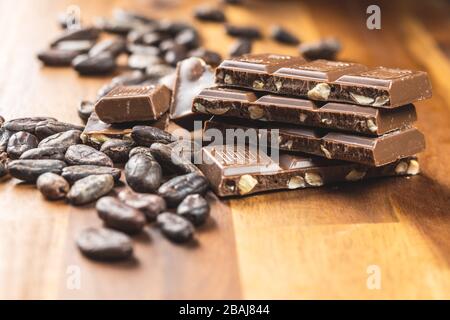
[94,85,171,123]
[332,67,432,107]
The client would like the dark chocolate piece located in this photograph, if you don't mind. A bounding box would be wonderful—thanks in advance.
[215,54,432,108]
[193,87,417,135]
[94,85,171,123]
[80,112,168,149]
[299,38,341,60]
[197,145,420,197]
[170,57,215,119]
[203,119,425,166]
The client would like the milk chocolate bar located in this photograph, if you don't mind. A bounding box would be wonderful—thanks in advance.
[81,112,168,148]
[94,85,171,124]
[204,118,425,166]
[193,87,417,135]
[197,145,420,197]
[215,54,432,108]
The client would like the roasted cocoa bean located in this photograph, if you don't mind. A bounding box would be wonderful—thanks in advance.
[62,165,122,184]
[299,38,341,61]
[96,196,146,234]
[7,159,66,182]
[50,27,100,47]
[38,130,82,150]
[157,212,194,243]
[78,100,95,123]
[225,24,262,39]
[118,189,166,221]
[37,49,79,66]
[150,142,199,175]
[65,144,113,167]
[100,139,135,163]
[131,126,175,146]
[158,172,209,207]
[176,194,210,226]
[270,25,300,45]
[76,227,133,261]
[20,147,66,160]
[0,162,6,178]
[3,117,56,133]
[0,128,12,152]
[36,172,70,200]
[67,174,114,205]
[72,52,117,75]
[128,146,153,159]
[0,115,4,127]
[194,6,226,22]
[35,121,84,140]
[229,38,252,57]
[7,131,39,159]
[125,154,162,193]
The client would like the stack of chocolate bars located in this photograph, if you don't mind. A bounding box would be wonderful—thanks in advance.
[192,53,431,197]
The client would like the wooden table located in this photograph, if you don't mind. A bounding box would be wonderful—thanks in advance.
[0,0,449,300]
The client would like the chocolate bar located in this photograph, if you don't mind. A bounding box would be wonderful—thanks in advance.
[197,145,420,197]
[94,85,171,124]
[170,57,215,120]
[204,118,425,166]
[81,112,168,148]
[215,54,432,108]
[193,87,417,135]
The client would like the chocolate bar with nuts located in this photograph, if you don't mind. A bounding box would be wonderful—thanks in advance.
[81,112,168,148]
[193,87,417,135]
[94,85,171,124]
[204,118,425,166]
[215,54,432,108]
[197,145,420,197]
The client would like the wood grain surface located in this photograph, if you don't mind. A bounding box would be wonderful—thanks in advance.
[0,0,449,299]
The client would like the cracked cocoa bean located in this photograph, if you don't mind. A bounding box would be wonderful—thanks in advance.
[67,174,114,205]
[36,172,70,200]
[158,172,208,207]
[62,165,122,184]
[7,131,39,159]
[100,139,135,163]
[35,121,84,140]
[3,117,56,133]
[7,159,66,182]
[125,153,162,193]
[76,227,133,261]
[176,194,210,226]
[38,130,82,150]
[65,144,113,167]
[20,147,66,160]
[157,212,194,243]
[131,126,175,146]
[118,189,166,221]
[96,196,146,234]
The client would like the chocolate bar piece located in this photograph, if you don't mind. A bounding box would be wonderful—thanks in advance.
[197,145,420,197]
[170,57,215,120]
[193,87,417,135]
[81,112,168,148]
[94,85,171,124]
[215,54,432,108]
[204,118,425,166]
